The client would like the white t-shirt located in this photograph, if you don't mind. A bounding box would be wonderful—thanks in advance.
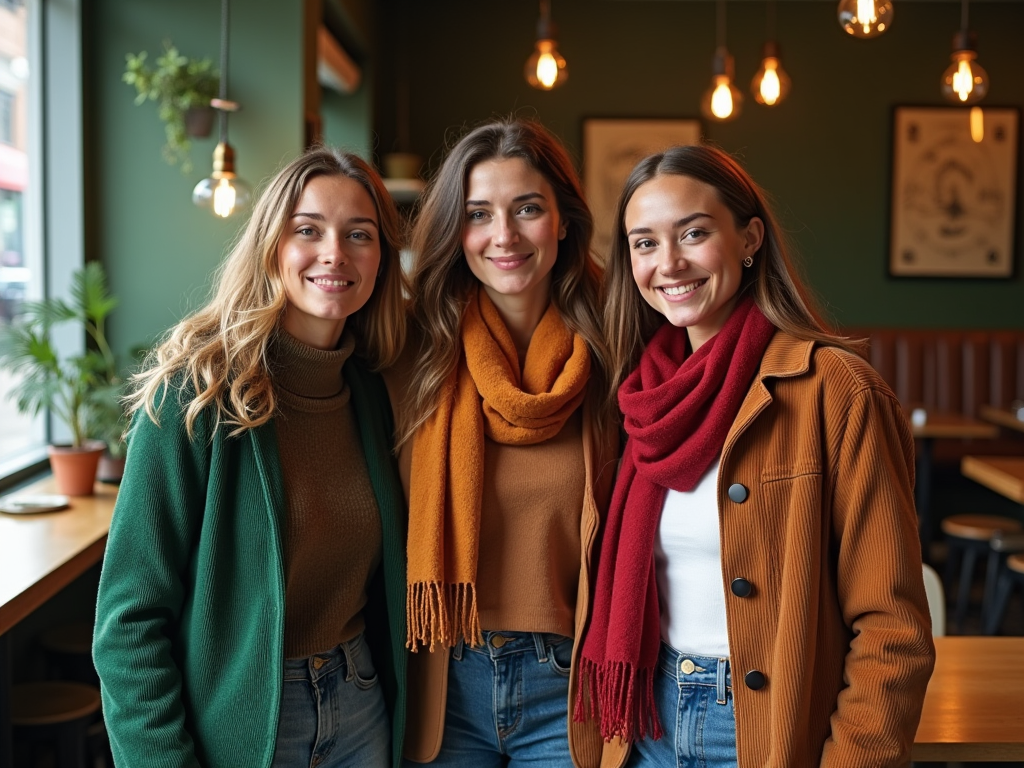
[653,460,730,656]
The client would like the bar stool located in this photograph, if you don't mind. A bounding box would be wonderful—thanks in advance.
[12,681,101,768]
[39,621,97,685]
[984,553,1024,635]
[942,514,1023,631]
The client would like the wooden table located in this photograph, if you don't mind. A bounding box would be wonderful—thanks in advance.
[913,636,1024,760]
[0,477,116,767]
[979,404,1024,435]
[962,456,1024,505]
[910,412,998,559]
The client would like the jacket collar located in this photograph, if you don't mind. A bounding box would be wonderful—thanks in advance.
[756,331,815,382]
[726,331,814,445]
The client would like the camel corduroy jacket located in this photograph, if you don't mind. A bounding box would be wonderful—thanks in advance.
[601,331,934,768]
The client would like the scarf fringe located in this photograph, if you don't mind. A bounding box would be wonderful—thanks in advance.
[573,657,663,744]
[406,581,483,652]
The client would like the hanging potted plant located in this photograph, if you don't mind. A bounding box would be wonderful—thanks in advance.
[0,263,121,495]
[123,42,219,173]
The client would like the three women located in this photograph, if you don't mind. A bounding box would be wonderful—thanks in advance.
[95,124,933,768]
[94,149,408,768]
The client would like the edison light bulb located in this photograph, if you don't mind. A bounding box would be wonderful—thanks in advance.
[701,49,742,122]
[751,44,791,107]
[837,0,894,38]
[970,106,984,143]
[941,48,988,105]
[525,39,567,90]
[192,142,252,218]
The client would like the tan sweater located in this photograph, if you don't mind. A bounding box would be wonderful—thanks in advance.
[270,331,381,659]
[476,407,585,637]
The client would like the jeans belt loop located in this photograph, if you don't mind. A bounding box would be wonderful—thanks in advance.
[340,638,356,683]
[533,632,548,663]
[716,658,728,705]
[452,637,465,661]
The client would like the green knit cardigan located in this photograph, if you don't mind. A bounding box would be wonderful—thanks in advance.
[93,356,407,768]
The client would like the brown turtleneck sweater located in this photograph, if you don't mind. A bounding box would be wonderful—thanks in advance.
[270,330,381,659]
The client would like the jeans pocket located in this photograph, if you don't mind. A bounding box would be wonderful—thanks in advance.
[547,636,573,677]
[347,635,380,691]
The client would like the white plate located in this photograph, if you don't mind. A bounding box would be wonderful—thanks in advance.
[0,493,71,515]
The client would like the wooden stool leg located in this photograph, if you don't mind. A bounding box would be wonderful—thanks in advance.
[984,572,1015,635]
[982,549,1004,627]
[954,546,978,632]
[54,717,88,768]
[944,540,962,598]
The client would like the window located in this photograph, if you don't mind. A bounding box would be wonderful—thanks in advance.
[0,0,81,487]
[0,0,41,479]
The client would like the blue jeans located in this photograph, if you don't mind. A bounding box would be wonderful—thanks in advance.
[411,630,574,767]
[272,632,390,768]
[627,644,737,768]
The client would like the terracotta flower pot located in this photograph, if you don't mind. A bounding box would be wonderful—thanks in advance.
[47,441,106,496]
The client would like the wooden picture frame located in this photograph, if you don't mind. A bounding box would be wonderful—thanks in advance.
[889,105,1019,278]
[583,118,702,262]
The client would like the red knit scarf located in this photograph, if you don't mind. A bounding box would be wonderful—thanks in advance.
[575,296,775,743]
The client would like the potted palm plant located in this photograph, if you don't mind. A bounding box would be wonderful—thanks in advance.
[0,263,121,495]
[123,42,219,173]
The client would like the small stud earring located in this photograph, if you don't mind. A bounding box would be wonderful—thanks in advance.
[742,256,754,268]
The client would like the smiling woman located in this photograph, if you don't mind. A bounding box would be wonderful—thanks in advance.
[92,147,410,768]
[384,118,620,768]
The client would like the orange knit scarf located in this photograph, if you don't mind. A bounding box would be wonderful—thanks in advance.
[406,288,591,651]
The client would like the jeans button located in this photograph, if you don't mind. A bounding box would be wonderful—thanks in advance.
[680,658,695,674]
[490,634,507,648]
[312,656,327,670]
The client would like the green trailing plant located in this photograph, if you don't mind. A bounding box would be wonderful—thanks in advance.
[0,262,123,450]
[123,42,219,173]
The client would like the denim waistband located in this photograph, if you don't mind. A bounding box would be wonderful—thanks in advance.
[283,633,364,683]
[659,643,731,704]
[453,630,571,662]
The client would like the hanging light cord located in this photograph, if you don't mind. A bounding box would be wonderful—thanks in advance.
[961,0,969,31]
[767,0,776,42]
[540,0,551,26]
[717,0,726,48]
[217,0,230,144]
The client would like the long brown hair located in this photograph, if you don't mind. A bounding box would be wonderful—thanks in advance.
[130,146,406,437]
[399,117,610,444]
[604,144,859,404]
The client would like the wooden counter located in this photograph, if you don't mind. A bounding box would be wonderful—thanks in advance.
[0,478,116,635]
[961,456,1024,505]
[979,404,1024,435]
[913,635,1024,761]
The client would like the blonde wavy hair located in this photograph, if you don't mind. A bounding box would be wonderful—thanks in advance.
[398,117,612,445]
[604,143,861,406]
[129,147,406,438]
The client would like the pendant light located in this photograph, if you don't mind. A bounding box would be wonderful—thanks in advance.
[751,0,790,107]
[940,0,988,105]
[837,0,894,38]
[192,0,251,218]
[701,0,742,122]
[525,0,568,91]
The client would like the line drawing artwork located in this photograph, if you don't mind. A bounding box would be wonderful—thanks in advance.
[890,106,1018,278]
[583,119,702,263]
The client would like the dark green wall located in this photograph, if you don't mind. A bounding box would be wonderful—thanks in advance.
[87,0,306,363]
[374,0,1024,329]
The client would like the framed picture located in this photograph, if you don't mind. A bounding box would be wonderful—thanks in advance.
[583,118,702,262]
[889,105,1020,278]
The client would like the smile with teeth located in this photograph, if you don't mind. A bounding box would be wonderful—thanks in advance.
[659,279,706,296]
[311,277,352,286]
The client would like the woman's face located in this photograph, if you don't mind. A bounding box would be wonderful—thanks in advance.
[624,173,763,350]
[277,174,381,350]
[461,157,566,312]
